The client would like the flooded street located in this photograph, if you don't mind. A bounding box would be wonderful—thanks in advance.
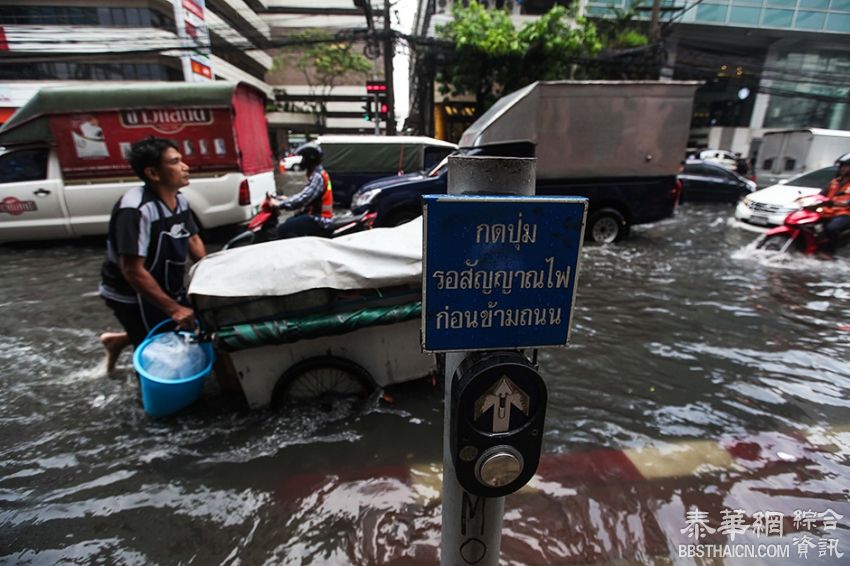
[1,203,849,565]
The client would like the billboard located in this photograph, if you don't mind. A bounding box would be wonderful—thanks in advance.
[174,0,213,82]
[49,107,238,179]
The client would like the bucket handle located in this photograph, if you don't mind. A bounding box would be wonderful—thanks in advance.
[144,318,177,342]
[144,318,205,342]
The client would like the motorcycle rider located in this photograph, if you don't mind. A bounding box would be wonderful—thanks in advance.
[275,142,334,239]
[819,152,850,254]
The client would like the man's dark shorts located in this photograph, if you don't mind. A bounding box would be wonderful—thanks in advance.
[103,298,158,347]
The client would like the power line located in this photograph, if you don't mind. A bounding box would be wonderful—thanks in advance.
[3,20,850,106]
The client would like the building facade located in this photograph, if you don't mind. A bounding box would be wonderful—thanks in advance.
[260,0,390,145]
[0,0,274,121]
[413,0,850,156]
[586,0,850,156]
[0,1,392,151]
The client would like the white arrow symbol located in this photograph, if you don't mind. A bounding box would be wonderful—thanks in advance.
[474,376,530,433]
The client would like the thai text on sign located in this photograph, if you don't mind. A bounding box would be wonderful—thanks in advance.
[422,195,587,352]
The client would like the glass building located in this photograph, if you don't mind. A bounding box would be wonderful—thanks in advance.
[584,0,850,134]
[586,0,850,33]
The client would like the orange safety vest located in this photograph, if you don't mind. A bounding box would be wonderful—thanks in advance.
[305,168,334,219]
[320,170,334,219]
[821,177,850,218]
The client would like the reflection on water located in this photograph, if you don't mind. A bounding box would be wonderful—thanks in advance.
[1,205,849,565]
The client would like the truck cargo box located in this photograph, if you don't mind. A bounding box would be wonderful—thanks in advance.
[459,81,699,179]
[0,81,273,181]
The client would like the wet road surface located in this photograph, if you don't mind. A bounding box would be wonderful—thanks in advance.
[1,203,849,565]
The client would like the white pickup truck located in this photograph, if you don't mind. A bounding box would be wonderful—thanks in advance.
[0,81,275,242]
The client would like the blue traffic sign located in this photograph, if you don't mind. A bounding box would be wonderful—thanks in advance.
[422,195,587,352]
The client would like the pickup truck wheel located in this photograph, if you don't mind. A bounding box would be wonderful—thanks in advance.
[383,209,421,228]
[271,356,375,407]
[587,208,628,244]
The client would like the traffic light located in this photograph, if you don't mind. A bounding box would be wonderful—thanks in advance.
[366,81,389,120]
[366,80,387,95]
[362,99,373,121]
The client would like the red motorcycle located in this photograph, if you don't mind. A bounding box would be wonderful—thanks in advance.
[756,194,850,255]
[224,194,377,250]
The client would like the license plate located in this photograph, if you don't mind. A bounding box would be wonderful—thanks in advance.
[749,214,769,226]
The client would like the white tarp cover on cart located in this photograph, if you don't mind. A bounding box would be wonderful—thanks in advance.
[188,217,423,299]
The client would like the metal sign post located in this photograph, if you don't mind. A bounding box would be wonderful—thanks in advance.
[372,93,380,135]
[426,156,588,565]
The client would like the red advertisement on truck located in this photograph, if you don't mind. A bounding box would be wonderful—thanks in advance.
[50,107,240,179]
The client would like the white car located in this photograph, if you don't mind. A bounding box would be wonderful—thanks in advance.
[700,149,739,171]
[279,154,303,172]
[733,165,837,231]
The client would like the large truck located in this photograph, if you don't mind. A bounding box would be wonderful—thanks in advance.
[0,81,275,242]
[317,135,457,207]
[350,80,699,243]
[754,128,850,188]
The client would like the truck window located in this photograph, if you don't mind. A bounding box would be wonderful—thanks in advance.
[682,163,705,175]
[0,149,49,184]
[684,163,723,178]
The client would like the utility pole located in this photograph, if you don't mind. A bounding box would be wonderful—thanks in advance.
[383,0,396,135]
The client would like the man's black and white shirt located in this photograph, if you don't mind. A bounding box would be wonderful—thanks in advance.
[99,186,198,303]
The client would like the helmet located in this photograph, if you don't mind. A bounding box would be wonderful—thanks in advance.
[295,142,323,170]
[835,152,850,166]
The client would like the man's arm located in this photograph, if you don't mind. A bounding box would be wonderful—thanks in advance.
[188,234,206,262]
[277,173,323,211]
[120,255,195,328]
[821,179,837,196]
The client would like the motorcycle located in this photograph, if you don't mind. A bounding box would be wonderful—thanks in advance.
[755,194,850,255]
[224,194,377,250]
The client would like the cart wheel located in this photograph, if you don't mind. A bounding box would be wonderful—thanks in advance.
[271,356,375,407]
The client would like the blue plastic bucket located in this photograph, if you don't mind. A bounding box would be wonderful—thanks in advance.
[133,319,215,418]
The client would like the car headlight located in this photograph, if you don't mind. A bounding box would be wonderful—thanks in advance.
[352,189,380,209]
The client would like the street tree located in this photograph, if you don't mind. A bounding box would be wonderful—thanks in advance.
[515,6,603,84]
[435,2,603,114]
[434,2,521,116]
[272,31,373,130]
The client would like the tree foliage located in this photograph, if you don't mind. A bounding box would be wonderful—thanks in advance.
[272,30,373,128]
[434,3,520,114]
[436,2,603,113]
[517,6,603,83]
[596,2,650,48]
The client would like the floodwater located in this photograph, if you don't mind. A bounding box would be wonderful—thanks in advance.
[1,204,849,565]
